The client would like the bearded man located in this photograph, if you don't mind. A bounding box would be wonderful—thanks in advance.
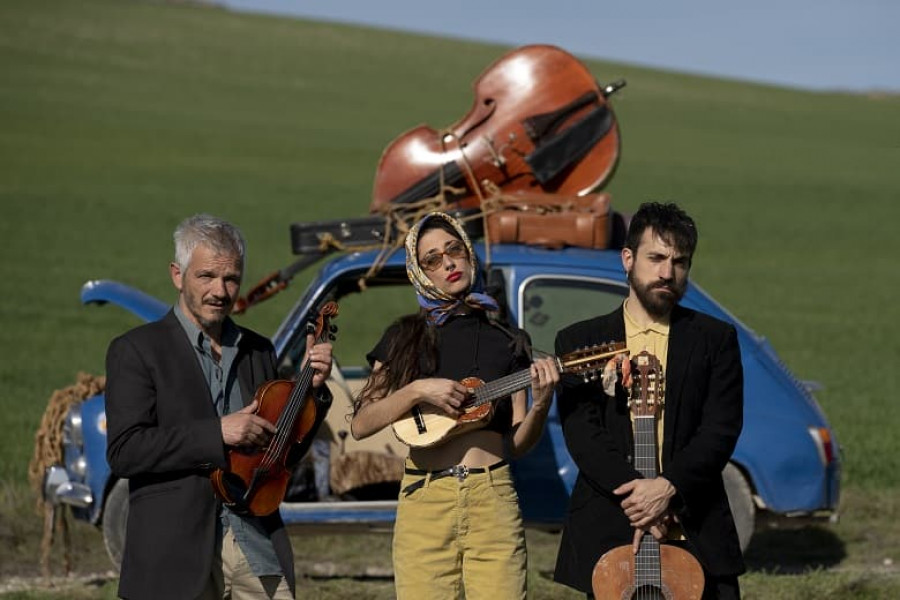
[553,202,746,599]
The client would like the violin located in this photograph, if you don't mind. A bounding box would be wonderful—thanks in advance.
[371,44,625,213]
[210,301,338,516]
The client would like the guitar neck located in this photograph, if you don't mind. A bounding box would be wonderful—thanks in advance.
[470,368,535,406]
[636,533,663,588]
[469,344,625,407]
[633,415,659,479]
[633,413,661,586]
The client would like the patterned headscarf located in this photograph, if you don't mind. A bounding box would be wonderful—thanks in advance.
[405,212,499,326]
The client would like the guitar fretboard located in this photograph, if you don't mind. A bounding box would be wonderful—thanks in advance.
[470,369,535,406]
[634,414,663,588]
[468,343,622,408]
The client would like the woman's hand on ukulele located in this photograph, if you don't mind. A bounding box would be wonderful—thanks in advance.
[412,378,468,417]
[530,357,560,411]
[221,400,276,448]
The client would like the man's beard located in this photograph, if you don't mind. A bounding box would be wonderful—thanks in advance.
[627,270,684,319]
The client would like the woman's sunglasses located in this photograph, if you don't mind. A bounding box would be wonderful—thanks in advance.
[419,240,468,272]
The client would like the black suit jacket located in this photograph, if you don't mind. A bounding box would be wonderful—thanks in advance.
[105,310,294,600]
[553,305,746,593]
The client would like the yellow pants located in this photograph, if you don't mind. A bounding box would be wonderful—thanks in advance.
[392,462,527,600]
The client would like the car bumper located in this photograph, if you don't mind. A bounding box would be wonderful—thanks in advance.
[42,464,93,509]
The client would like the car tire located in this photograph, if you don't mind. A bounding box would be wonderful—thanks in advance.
[102,478,128,570]
[722,462,755,552]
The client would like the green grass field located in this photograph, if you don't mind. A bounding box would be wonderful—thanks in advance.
[1,0,899,597]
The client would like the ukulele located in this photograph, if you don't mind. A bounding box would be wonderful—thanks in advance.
[210,301,338,516]
[392,341,626,448]
[591,351,705,600]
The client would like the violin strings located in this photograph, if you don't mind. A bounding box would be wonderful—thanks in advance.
[258,356,317,472]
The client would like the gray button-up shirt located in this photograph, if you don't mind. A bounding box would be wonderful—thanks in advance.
[173,304,282,578]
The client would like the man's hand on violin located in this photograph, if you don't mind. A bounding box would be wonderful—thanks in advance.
[305,333,333,388]
[412,378,468,417]
[530,357,560,411]
[221,400,275,448]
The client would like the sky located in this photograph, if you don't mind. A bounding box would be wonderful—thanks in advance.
[222,0,898,93]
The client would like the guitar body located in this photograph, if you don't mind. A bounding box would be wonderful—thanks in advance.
[592,544,705,600]
[392,377,493,448]
[211,379,318,516]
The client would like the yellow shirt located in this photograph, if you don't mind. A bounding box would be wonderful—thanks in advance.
[623,299,683,539]
[623,297,669,465]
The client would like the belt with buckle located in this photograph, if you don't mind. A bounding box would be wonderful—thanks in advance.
[401,460,507,496]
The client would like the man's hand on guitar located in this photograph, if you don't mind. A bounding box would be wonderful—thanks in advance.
[304,332,333,388]
[411,378,468,417]
[629,512,672,554]
[614,477,676,528]
[221,400,276,448]
[530,357,560,411]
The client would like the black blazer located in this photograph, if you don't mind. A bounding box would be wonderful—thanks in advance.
[105,310,294,600]
[553,305,746,593]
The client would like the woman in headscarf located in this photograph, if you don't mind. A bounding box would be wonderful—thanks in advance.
[351,211,559,599]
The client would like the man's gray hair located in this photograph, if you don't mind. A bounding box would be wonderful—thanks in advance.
[173,214,246,271]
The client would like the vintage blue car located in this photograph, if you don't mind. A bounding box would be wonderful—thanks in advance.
[43,242,841,566]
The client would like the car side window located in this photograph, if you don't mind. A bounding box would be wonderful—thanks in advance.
[278,281,419,379]
[521,277,627,354]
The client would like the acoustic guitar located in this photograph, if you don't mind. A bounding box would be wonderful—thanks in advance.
[591,351,705,599]
[392,341,626,448]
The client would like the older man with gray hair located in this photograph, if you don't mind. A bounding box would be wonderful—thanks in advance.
[105,214,333,599]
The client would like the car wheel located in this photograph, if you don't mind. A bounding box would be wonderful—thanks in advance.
[102,478,128,570]
[722,462,755,552]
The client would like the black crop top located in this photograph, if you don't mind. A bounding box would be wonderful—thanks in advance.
[366,312,532,435]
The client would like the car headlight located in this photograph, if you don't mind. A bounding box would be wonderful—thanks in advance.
[63,405,84,449]
[70,455,88,478]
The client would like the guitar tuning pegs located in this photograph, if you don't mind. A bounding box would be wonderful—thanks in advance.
[329,334,336,341]
[330,324,338,333]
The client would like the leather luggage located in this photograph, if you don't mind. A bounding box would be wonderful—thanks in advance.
[485,192,613,250]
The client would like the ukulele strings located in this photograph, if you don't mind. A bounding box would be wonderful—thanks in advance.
[471,370,533,405]
[471,344,619,406]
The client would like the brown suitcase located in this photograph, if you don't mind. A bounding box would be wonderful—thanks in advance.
[485,192,612,249]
